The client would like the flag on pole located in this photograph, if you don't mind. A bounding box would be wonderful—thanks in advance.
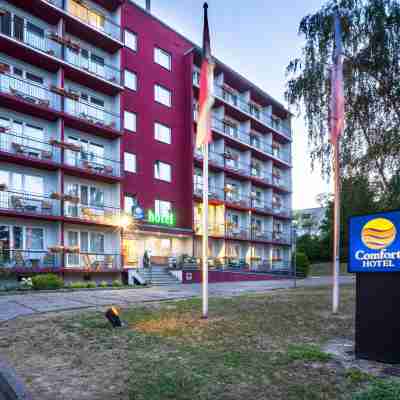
[196,2,215,149]
[330,13,344,145]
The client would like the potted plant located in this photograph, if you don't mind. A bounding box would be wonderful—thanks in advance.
[50,192,61,200]
[65,246,80,254]
[0,183,7,191]
[49,245,64,253]
[63,194,80,203]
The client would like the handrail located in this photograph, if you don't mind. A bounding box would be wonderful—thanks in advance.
[64,252,122,270]
[0,249,62,269]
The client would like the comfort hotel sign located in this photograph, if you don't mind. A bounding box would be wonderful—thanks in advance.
[349,211,400,272]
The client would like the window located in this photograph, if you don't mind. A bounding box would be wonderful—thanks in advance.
[70,0,105,30]
[124,30,137,52]
[124,111,136,132]
[154,122,171,144]
[154,84,171,107]
[124,195,137,214]
[154,161,171,182]
[155,200,171,217]
[154,48,171,70]
[124,152,136,173]
[124,70,137,91]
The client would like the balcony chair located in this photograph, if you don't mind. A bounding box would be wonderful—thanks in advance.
[41,201,53,214]
[13,250,25,268]
[105,255,114,269]
[43,252,56,268]
[10,195,23,211]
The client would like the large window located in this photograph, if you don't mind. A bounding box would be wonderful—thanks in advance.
[154,48,171,70]
[0,170,43,194]
[0,225,44,250]
[124,70,137,91]
[154,161,171,182]
[155,200,171,217]
[124,152,136,173]
[154,84,171,107]
[154,122,171,144]
[124,30,137,52]
[124,111,136,132]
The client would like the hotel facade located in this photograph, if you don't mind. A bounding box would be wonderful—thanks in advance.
[0,0,292,282]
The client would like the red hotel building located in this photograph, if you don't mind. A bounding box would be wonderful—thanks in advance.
[0,0,292,283]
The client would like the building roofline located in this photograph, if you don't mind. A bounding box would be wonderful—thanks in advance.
[127,0,291,115]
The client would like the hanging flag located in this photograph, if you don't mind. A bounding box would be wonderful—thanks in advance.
[330,13,344,145]
[196,3,215,149]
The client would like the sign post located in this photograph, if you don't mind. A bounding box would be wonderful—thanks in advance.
[349,211,400,363]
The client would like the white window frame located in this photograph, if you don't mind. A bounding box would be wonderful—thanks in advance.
[124,30,137,52]
[154,84,171,107]
[154,47,171,71]
[124,70,137,91]
[154,160,171,182]
[155,199,172,217]
[124,110,137,132]
[154,122,171,144]
[0,224,45,251]
[124,152,136,173]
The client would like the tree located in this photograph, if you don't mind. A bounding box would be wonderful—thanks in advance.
[286,0,400,192]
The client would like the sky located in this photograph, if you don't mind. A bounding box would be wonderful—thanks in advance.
[134,0,331,210]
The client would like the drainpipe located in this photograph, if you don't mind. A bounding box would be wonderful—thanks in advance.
[146,0,151,12]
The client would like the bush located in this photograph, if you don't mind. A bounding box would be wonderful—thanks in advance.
[86,281,97,289]
[352,379,400,400]
[69,281,87,289]
[32,274,63,290]
[99,281,109,288]
[295,252,311,277]
[112,280,123,287]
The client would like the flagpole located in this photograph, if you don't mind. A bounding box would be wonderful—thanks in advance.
[202,143,209,318]
[332,139,340,314]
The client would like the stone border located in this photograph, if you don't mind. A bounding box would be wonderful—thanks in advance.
[0,359,32,400]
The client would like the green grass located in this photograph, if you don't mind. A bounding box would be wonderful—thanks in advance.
[311,262,350,276]
[3,284,389,400]
[352,379,400,400]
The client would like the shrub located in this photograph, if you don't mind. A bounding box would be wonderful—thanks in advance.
[112,280,123,287]
[287,344,332,362]
[86,281,97,289]
[32,274,63,290]
[99,281,109,288]
[352,379,400,400]
[69,281,87,289]
[295,252,311,277]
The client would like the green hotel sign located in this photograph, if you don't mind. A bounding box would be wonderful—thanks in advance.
[147,210,176,226]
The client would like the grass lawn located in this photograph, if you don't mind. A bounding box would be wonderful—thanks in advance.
[311,262,350,277]
[0,285,397,399]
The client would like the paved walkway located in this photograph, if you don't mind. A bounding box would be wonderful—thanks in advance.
[0,276,354,322]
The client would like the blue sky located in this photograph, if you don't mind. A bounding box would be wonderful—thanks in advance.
[133,0,331,210]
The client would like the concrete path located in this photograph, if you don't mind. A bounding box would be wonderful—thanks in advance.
[0,276,354,322]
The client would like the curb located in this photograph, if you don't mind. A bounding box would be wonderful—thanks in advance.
[0,359,32,400]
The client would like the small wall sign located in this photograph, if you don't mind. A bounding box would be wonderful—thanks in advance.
[349,210,400,272]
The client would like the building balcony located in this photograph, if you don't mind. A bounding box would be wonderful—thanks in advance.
[193,72,292,140]
[0,249,62,272]
[272,231,291,245]
[0,72,61,119]
[225,192,251,208]
[63,202,121,226]
[226,226,251,240]
[0,190,61,218]
[64,252,122,271]
[194,220,225,237]
[64,150,122,180]
[193,184,225,203]
[0,129,61,166]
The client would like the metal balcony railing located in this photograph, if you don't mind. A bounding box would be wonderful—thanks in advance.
[226,226,251,240]
[64,98,120,130]
[62,2,121,41]
[252,230,273,242]
[225,192,251,207]
[193,72,292,139]
[64,252,122,271]
[0,72,61,110]
[0,129,61,163]
[64,202,121,225]
[272,231,291,244]
[193,184,225,201]
[0,249,61,270]
[194,220,225,237]
[272,176,291,191]
[0,190,61,216]
[0,15,62,57]
[64,150,121,178]
[65,47,121,85]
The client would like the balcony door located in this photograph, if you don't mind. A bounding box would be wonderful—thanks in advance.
[66,230,104,267]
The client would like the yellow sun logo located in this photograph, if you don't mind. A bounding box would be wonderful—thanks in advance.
[361,218,397,250]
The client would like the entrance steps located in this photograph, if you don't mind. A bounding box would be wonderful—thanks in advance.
[138,266,181,286]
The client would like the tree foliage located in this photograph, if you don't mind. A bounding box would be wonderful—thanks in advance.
[286,0,400,191]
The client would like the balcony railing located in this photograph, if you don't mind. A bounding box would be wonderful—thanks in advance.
[226,226,251,240]
[193,184,225,202]
[65,48,121,85]
[64,252,122,271]
[272,231,291,244]
[64,202,120,225]
[225,191,251,207]
[0,72,61,110]
[194,220,225,237]
[193,72,292,139]
[252,230,273,242]
[0,129,61,163]
[0,190,61,216]
[64,98,120,130]
[64,150,121,178]
[0,15,62,58]
[0,249,61,270]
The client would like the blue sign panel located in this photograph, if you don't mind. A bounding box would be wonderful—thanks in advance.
[133,206,145,220]
[349,210,400,273]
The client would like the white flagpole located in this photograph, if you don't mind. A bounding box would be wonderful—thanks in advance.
[202,143,209,318]
[332,140,341,314]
